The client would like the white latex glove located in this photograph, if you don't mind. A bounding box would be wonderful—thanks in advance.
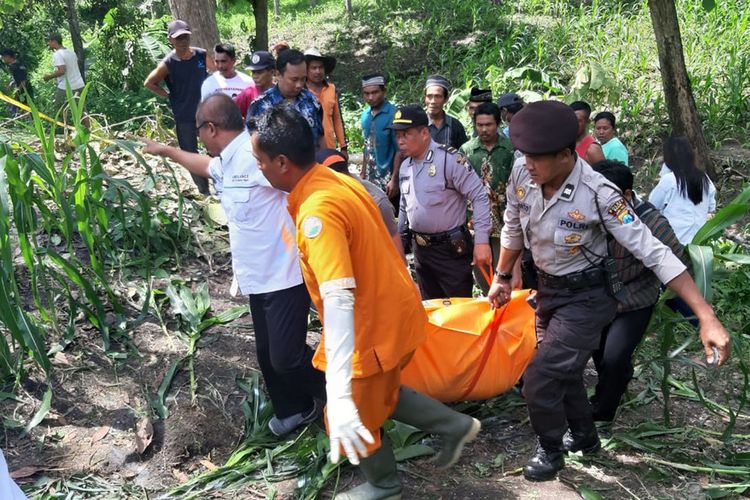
[323,288,375,465]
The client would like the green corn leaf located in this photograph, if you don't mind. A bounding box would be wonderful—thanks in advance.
[687,244,714,302]
[394,444,434,462]
[24,387,52,435]
[715,253,750,265]
[197,305,249,332]
[152,358,183,420]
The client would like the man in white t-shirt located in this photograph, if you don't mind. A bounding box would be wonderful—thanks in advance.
[42,33,85,112]
[200,43,255,101]
[142,94,325,437]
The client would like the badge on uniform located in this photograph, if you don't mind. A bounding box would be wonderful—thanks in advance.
[516,186,526,199]
[560,183,575,200]
[425,149,434,163]
[607,199,635,225]
[568,209,585,221]
[302,216,323,238]
[564,233,582,244]
[428,164,436,177]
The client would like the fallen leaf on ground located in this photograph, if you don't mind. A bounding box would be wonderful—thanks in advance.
[91,425,110,443]
[10,465,43,479]
[134,417,153,454]
[199,459,218,471]
[172,468,189,483]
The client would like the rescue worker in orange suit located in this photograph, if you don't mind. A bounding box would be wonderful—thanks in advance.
[250,104,481,500]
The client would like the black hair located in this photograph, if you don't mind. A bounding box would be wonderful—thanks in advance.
[197,94,245,132]
[47,33,63,44]
[593,111,617,130]
[504,102,523,114]
[474,102,501,124]
[0,48,16,58]
[570,100,592,117]
[663,136,709,205]
[214,43,236,59]
[276,49,305,74]
[250,103,315,167]
[591,160,633,192]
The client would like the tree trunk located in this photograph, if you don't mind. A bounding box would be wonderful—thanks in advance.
[168,0,220,56]
[345,0,352,14]
[64,0,85,78]
[274,0,279,18]
[251,0,269,51]
[648,0,715,180]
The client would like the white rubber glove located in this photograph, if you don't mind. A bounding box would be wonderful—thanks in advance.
[323,288,375,465]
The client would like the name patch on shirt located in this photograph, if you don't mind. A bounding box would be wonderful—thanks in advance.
[519,202,531,214]
[607,199,635,225]
[559,219,588,230]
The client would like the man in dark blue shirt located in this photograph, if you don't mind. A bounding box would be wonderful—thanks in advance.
[246,49,325,150]
[144,20,214,195]
[1,49,33,110]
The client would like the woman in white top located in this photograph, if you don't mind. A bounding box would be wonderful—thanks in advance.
[649,136,716,245]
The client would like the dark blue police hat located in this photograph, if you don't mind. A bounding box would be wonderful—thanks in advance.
[387,105,429,130]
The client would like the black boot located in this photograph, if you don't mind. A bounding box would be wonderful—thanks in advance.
[562,419,601,454]
[523,439,565,481]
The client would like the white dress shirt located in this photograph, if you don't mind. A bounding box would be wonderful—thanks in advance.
[209,131,303,294]
[649,170,716,245]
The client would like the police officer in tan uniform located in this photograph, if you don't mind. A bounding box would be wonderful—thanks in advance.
[488,100,731,481]
[392,105,493,299]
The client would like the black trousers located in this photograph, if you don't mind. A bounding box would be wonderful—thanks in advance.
[175,120,210,195]
[591,305,654,422]
[413,238,474,299]
[248,283,326,418]
[522,284,617,443]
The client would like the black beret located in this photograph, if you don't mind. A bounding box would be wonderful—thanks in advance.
[509,100,578,155]
[388,105,428,130]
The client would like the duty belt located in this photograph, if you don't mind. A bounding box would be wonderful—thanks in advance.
[536,266,605,290]
[412,226,465,247]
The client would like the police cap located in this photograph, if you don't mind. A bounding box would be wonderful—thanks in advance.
[247,51,275,71]
[509,100,578,155]
[497,92,523,109]
[388,105,428,130]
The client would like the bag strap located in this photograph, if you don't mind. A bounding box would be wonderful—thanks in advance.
[458,302,509,401]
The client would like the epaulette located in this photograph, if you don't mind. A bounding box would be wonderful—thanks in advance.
[437,144,458,155]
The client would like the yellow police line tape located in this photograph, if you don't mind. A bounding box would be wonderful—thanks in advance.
[0,91,115,145]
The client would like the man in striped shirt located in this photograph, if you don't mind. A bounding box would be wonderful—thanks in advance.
[582,160,689,431]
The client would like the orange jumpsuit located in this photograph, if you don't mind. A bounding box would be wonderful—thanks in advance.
[309,82,347,150]
[287,165,426,454]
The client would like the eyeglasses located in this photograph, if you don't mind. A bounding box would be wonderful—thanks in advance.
[197,121,213,130]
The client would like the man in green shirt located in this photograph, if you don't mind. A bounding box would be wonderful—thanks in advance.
[460,102,514,293]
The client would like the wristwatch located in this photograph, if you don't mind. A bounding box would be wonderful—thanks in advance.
[496,271,513,281]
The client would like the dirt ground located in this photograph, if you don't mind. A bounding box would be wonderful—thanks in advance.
[2,145,749,499]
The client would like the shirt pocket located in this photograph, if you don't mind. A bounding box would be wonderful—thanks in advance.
[553,229,592,267]
[421,174,446,206]
[221,186,253,224]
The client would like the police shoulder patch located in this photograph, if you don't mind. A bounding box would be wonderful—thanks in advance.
[438,144,458,154]
[302,216,323,238]
[607,198,635,225]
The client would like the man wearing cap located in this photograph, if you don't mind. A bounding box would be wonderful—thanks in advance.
[424,74,468,150]
[247,49,325,149]
[144,19,214,195]
[393,105,492,299]
[200,43,254,101]
[360,73,401,200]
[305,48,347,153]
[488,100,731,481]
[251,104,480,500]
[466,87,492,134]
[497,92,524,139]
[234,51,275,119]
[459,102,514,293]
[142,94,325,439]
